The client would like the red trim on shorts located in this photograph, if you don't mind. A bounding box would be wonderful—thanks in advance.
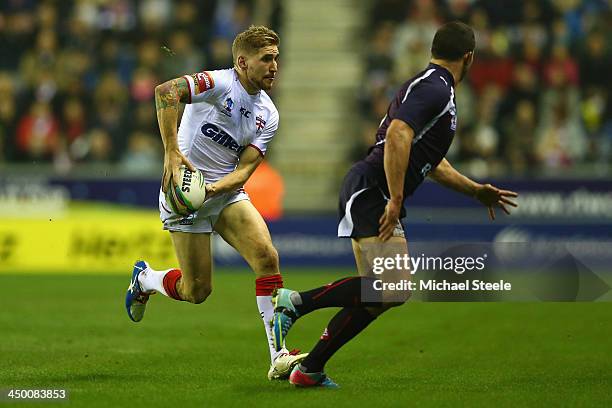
[183,75,192,104]
[248,144,265,157]
[256,274,283,296]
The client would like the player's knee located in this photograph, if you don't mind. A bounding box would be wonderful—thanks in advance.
[253,244,279,274]
[378,285,411,304]
[369,294,409,316]
[191,287,212,304]
[385,291,411,308]
[391,289,412,305]
[184,285,212,304]
[385,299,408,309]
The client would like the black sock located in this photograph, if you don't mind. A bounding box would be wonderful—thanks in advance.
[301,307,376,373]
[295,276,381,316]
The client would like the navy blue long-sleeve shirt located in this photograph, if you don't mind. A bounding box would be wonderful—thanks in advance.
[364,63,458,198]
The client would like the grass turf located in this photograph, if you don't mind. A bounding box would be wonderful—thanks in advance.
[1,270,611,407]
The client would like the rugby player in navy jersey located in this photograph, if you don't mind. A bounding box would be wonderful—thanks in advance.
[271,21,518,388]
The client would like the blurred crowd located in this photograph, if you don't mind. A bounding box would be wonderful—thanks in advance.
[0,0,281,172]
[359,0,612,177]
[2,0,611,179]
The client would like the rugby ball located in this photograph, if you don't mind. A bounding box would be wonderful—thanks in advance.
[165,166,207,216]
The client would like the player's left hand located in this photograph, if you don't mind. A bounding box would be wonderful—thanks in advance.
[379,199,402,242]
[204,183,217,201]
[475,183,518,220]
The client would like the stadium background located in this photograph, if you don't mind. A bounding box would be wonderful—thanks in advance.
[1,1,611,406]
[0,0,610,271]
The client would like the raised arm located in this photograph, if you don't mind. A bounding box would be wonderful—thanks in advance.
[155,77,196,192]
[379,119,414,241]
[429,158,518,220]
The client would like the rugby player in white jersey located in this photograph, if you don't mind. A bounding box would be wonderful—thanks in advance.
[124,25,306,380]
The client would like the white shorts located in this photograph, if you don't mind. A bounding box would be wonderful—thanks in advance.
[159,188,250,233]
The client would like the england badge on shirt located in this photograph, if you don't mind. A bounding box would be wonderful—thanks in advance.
[222,97,234,117]
[255,115,266,132]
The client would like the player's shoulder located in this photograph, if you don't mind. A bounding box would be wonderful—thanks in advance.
[184,68,233,98]
[207,68,235,89]
[416,67,452,92]
[401,66,452,106]
[258,91,279,121]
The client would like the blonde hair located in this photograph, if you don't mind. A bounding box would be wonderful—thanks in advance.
[232,25,280,63]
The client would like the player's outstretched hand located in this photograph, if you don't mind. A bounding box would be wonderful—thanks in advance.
[378,199,402,242]
[162,148,196,193]
[475,183,518,221]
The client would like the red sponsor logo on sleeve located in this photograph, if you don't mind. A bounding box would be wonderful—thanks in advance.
[192,71,215,94]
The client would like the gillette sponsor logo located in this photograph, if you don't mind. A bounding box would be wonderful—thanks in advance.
[201,123,245,153]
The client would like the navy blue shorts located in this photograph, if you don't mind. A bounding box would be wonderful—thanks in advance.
[337,161,406,239]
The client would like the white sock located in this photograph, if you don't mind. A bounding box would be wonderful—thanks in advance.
[138,266,170,296]
[256,295,287,363]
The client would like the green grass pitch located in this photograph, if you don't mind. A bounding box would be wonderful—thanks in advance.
[1,270,611,407]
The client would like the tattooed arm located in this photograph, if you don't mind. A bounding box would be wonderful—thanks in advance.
[154,77,196,192]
